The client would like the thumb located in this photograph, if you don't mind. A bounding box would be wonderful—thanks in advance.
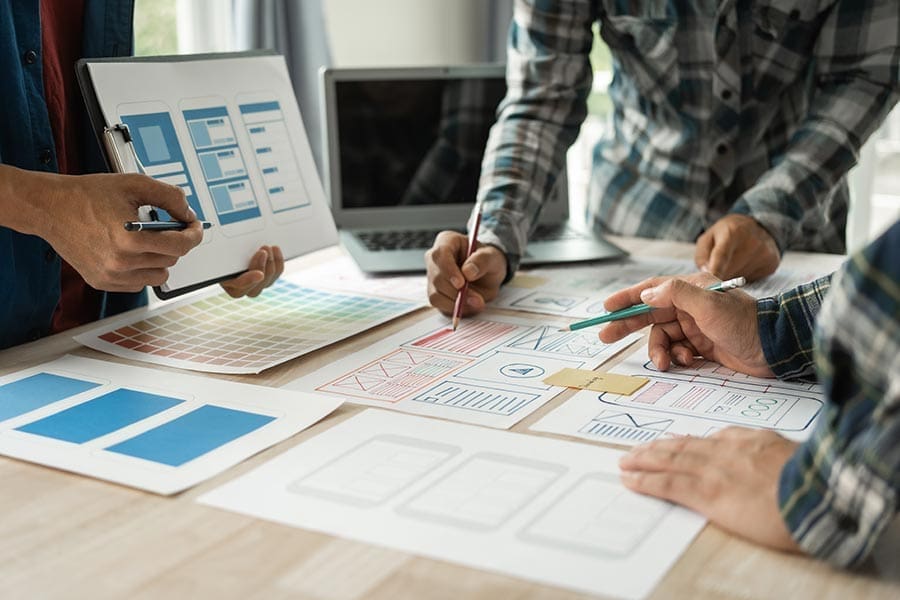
[461,245,505,282]
[640,279,721,319]
[145,179,196,223]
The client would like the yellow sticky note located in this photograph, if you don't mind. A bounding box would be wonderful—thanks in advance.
[508,274,548,289]
[543,368,649,395]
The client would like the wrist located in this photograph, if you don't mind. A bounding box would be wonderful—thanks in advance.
[0,165,66,238]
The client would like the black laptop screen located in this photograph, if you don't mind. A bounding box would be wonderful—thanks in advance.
[335,76,507,209]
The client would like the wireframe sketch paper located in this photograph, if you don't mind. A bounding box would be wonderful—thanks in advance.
[199,409,706,599]
[0,356,342,494]
[493,257,838,319]
[75,279,419,374]
[532,349,824,446]
[84,54,337,295]
[284,312,641,429]
[285,255,426,302]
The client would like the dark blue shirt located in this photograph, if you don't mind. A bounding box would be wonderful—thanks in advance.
[0,0,143,350]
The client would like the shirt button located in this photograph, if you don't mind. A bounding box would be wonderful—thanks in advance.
[23,49,38,64]
[39,148,53,165]
[45,248,57,262]
[716,144,728,156]
[789,9,801,20]
[837,514,859,533]
[721,89,733,101]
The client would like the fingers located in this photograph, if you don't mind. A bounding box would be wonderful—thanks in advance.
[220,246,284,298]
[694,229,715,273]
[425,233,505,316]
[426,232,469,314]
[638,278,726,318]
[705,233,736,280]
[695,215,781,281]
[135,176,196,224]
[124,224,203,257]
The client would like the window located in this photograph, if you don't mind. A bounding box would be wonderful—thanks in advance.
[133,0,178,56]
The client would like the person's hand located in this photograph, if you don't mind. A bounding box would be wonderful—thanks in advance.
[26,171,203,292]
[220,245,284,298]
[598,274,773,377]
[695,214,781,282]
[619,427,801,553]
[425,231,507,316]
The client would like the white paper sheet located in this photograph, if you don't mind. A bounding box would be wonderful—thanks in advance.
[493,257,837,319]
[286,255,426,302]
[284,311,640,429]
[87,55,338,293]
[0,356,341,494]
[75,280,420,374]
[200,409,705,599]
[532,350,824,446]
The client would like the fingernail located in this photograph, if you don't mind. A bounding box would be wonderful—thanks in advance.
[699,264,710,273]
[188,207,197,220]
[466,295,481,308]
[463,264,479,278]
[640,287,658,302]
[450,276,463,288]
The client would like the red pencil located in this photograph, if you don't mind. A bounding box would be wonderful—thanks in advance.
[452,207,483,331]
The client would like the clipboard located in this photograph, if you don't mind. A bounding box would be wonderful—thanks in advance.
[76,52,338,299]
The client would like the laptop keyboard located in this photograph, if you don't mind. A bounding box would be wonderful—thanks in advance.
[356,223,586,252]
[356,229,447,251]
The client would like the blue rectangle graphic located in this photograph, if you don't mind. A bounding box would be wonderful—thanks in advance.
[106,405,275,466]
[0,373,101,422]
[239,101,280,114]
[16,389,183,443]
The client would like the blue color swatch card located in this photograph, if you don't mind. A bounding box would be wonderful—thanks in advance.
[0,356,342,494]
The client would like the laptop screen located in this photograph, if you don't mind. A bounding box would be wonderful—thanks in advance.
[332,73,507,210]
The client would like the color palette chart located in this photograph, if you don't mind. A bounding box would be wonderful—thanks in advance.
[200,409,706,600]
[531,349,824,446]
[0,356,341,494]
[286,312,641,429]
[75,280,419,374]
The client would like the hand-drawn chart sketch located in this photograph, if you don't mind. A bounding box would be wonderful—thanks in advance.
[493,257,835,319]
[200,410,706,600]
[532,350,824,446]
[285,313,641,429]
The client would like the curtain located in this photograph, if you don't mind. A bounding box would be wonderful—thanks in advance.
[232,0,331,176]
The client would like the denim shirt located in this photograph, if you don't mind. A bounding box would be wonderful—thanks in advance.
[0,0,141,350]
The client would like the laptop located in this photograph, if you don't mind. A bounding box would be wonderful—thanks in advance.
[320,64,626,273]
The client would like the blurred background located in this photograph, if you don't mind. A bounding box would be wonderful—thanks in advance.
[135,0,900,253]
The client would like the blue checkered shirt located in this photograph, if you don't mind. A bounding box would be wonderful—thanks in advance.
[475,0,900,276]
[758,220,900,567]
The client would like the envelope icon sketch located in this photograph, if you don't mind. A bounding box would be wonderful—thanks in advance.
[594,411,674,432]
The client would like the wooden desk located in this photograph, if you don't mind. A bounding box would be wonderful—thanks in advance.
[1,238,897,599]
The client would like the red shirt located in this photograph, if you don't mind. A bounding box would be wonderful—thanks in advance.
[41,0,103,333]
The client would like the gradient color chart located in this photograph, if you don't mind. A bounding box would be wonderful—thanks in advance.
[75,280,419,374]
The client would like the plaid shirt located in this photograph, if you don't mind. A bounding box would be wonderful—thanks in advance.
[476,0,900,276]
[758,221,900,567]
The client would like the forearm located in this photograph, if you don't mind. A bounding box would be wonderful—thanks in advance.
[757,275,832,380]
[0,164,62,238]
[732,0,900,250]
[477,0,597,272]
[779,222,900,566]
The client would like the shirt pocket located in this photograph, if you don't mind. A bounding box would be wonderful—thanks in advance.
[751,0,831,100]
[600,14,680,104]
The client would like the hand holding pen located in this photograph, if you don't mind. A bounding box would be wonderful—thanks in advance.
[595,274,773,377]
[452,207,483,331]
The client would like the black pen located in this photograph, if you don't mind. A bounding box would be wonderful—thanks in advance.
[123,220,213,232]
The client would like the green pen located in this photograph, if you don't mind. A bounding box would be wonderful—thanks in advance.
[562,276,747,331]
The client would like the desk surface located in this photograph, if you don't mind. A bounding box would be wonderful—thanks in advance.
[1,238,897,599]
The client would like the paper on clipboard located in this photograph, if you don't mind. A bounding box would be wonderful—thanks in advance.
[79,53,338,298]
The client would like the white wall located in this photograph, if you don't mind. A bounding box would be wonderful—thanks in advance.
[323,0,490,66]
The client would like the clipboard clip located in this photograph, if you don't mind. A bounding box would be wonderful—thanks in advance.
[102,123,157,221]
